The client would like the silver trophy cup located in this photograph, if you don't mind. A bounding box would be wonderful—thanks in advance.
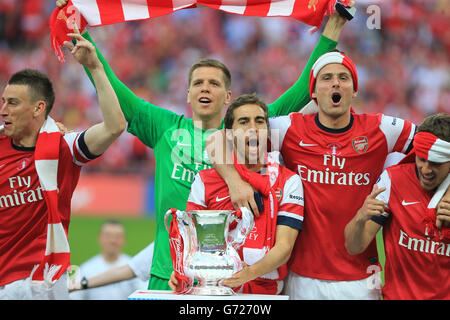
[165,209,254,295]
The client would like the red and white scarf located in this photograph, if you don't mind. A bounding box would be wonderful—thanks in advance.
[49,0,350,62]
[30,117,71,283]
[233,152,280,259]
[401,132,450,243]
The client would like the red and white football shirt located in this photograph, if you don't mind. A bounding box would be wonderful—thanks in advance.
[270,112,415,281]
[186,158,304,293]
[374,163,450,300]
[0,132,97,286]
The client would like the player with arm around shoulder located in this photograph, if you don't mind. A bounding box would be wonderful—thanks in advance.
[169,94,304,295]
[210,49,417,299]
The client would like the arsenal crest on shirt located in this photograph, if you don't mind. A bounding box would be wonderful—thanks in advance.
[352,136,369,154]
[275,187,283,202]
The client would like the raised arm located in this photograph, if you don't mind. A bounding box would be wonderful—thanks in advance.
[267,4,353,117]
[65,23,126,156]
[80,31,144,122]
[56,0,142,122]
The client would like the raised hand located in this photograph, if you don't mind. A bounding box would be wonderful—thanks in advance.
[356,184,386,223]
[322,1,355,41]
[344,183,386,255]
[64,22,101,70]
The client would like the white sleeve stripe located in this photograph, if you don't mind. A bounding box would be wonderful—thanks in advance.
[62,132,86,166]
[278,211,304,221]
[269,115,291,152]
[280,174,304,206]
[63,131,93,165]
[379,115,404,152]
[187,173,206,207]
[280,197,304,206]
[375,170,391,212]
[62,132,78,157]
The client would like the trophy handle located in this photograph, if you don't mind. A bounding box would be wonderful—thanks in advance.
[165,209,197,255]
[164,209,173,233]
[165,209,196,293]
[225,207,254,249]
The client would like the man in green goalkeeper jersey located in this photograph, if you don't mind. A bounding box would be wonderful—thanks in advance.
[58,0,351,290]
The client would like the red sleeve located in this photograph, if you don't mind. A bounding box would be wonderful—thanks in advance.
[186,201,207,211]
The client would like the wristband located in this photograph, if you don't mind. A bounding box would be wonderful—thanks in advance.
[80,276,89,290]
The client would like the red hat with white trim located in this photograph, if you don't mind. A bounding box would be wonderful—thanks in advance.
[309,51,359,100]
[400,131,450,164]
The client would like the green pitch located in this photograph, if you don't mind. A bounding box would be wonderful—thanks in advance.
[376,229,386,286]
[68,215,156,267]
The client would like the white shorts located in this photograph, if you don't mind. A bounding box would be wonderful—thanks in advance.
[0,272,69,300]
[284,271,381,300]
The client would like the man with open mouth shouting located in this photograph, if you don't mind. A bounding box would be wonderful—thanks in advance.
[170,94,305,295]
[210,50,420,299]
[266,51,416,300]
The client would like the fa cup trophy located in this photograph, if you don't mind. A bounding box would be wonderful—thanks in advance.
[165,208,254,295]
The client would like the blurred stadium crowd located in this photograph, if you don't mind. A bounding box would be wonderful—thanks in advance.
[0,0,448,175]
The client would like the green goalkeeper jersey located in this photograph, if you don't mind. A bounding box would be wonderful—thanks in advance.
[82,31,337,285]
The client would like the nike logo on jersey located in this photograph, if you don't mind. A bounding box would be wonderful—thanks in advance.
[299,140,318,147]
[402,200,420,206]
[216,195,230,202]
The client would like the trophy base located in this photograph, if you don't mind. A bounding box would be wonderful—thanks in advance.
[189,285,235,296]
